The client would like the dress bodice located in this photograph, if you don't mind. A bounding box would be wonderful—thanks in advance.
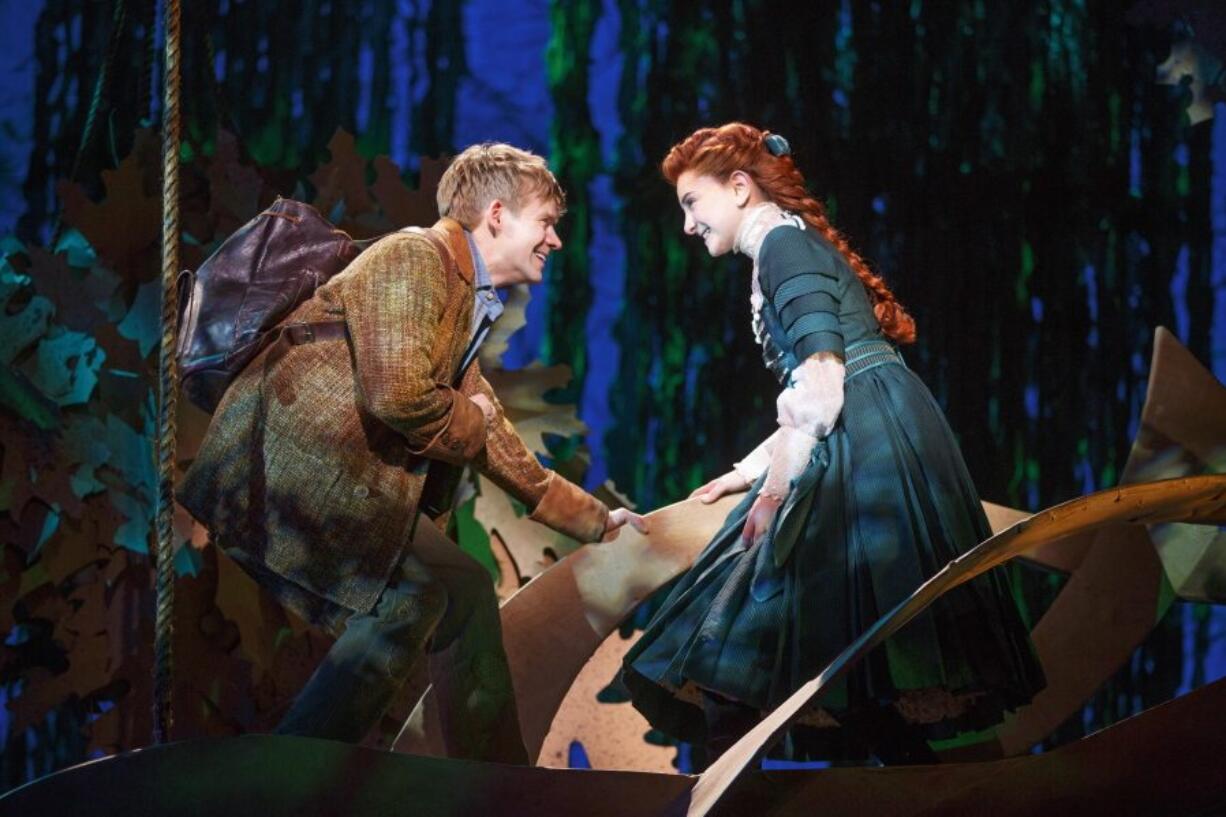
[743,218,883,383]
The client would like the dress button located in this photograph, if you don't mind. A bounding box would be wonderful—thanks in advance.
[353,485,370,499]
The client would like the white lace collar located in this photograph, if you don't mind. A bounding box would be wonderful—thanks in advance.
[742,203,805,345]
[735,202,804,261]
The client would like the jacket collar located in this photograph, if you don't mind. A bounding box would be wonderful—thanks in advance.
[430,217,475,286]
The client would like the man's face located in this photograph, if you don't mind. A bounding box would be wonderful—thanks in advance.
[487,194,563,286]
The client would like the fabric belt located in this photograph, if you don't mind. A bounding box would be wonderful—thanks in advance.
[844,338,905,381]
[281,320,348,346]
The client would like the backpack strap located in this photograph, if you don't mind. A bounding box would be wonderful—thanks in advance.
[275,229,462,353]
[403,226,463,284]
[280,320,348,346]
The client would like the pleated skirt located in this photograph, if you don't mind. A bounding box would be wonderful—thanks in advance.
[622,360,1046,753]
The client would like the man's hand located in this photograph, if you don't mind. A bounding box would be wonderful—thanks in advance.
[602,507,649,542]
[741,493,783,548]
[689,470,751,504]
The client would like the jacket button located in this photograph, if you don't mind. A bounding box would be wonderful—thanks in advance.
[353,485,370,499]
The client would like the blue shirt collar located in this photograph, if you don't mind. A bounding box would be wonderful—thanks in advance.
[461,230,504,360]
[465,230,495,291]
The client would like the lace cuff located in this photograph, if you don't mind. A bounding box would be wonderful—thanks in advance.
[732,429,781,482]
[761,425,817,501]
[761,353,845,500]
[776,352,845,439]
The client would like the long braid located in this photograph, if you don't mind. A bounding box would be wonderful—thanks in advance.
[662,122,917,345]
[766,166,916,344]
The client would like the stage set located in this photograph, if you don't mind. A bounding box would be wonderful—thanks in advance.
[1,2,1225,815]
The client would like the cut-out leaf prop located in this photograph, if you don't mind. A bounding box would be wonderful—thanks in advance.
[56,130,161,274]
[309,129,376,227]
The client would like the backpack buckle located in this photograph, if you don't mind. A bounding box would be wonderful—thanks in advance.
[284,320,347,346]
[284,322,314,345]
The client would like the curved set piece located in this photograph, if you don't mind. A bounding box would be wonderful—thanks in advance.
[685,472,1226,815]
[995,326,1226,752]
[401,328,1226,775]
[7,327,1225,814]
[7,474,1224,817]
[394,489,745,758]
[9,329,1223,816]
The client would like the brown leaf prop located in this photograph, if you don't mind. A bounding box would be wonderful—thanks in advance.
[8,581,113,735]
[309,129,375,224]
[0,416,43,515]
[98,552,155,747]
[0,544,24,633]
[56,130,161,273]
[91,322,150,431]
[38,503,113,586]
[207,130,267,237]
[169,549,260,738]
[213,547,298,675]
[26,246,114,335]
[371,155,441,229]
[24,455,83,524]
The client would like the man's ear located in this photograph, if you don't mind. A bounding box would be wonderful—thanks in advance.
[729,170,753,208]
[485,199,505,234]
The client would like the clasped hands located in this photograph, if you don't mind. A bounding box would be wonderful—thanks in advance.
[602,508,649,541]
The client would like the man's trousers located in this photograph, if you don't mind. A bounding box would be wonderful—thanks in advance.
[269,516,528,764]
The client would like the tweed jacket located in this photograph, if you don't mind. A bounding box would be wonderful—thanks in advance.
[177,218,607,617]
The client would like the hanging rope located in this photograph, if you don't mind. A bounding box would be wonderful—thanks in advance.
[152,0,182,746]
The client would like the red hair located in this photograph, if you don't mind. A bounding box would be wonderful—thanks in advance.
[662,122,916,345]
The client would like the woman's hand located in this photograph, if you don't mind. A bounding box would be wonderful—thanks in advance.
[688,471,752,504]
[470,393,497,424]
[741,492,783,548]
[602,507,649,542]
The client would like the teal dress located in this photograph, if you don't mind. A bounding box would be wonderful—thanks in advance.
[622,224,1045,754]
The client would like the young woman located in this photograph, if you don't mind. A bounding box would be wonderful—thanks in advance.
[621,122,1044,765]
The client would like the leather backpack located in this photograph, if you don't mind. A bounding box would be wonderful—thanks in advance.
[175,197,455,414]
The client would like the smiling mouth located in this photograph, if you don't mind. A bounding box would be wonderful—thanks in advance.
[533,251,548,263]
[699,226,712,241]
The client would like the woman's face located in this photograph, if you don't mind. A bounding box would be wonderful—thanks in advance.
[675,170,750,257]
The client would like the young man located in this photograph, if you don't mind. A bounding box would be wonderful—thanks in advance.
[178,143,643,763]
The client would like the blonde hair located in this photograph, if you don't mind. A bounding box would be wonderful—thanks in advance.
[436,143,566,228]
